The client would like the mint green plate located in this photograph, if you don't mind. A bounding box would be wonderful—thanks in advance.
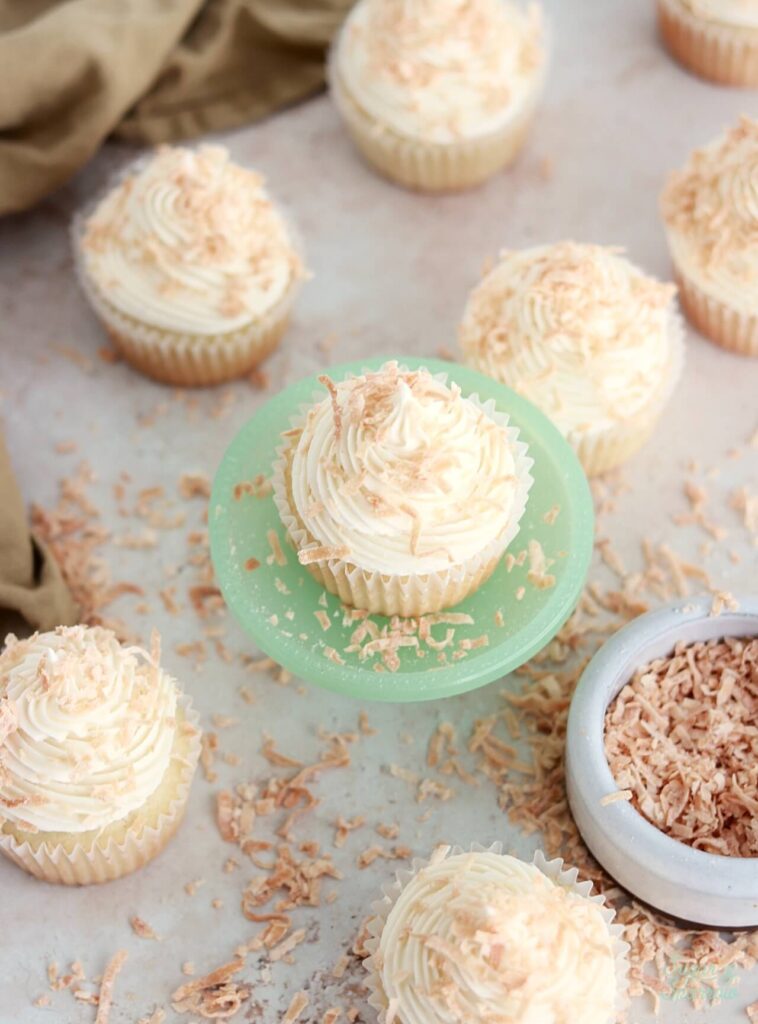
[210,357,593,702]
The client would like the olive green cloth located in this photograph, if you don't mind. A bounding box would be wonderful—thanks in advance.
[0,0,351,216]
[0,433,79,635]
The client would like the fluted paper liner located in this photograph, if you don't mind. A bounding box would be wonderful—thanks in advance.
[570,307,686,475]
[657,0,758,86]
[71,153,304,387]
[328,42,545,193]
[0,694,201,885]
[363,842,630,1024]
[672,264,758,358]
[272,365,534,617]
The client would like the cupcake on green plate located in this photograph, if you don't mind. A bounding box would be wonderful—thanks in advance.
[364,844,629,1024]
[0,625,200,885]
[329,0,546,192]
[272,361,533,617]
[459,242,684,475]
[74,145,306,386]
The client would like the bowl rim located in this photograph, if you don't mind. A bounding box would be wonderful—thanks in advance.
[566,593,758,900]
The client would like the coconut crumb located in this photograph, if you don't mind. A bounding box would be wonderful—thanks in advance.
[711,590,740,616]
[600,789,632,807]
[94,950,128,1024]
[129,915,159,940]
[171,959,250,1019]
[283,991,309,1024]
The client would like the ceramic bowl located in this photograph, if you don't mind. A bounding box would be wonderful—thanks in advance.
[566,594,758,927]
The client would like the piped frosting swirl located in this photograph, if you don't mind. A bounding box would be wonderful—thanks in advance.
[661,117,758,317]
[288,363,522,575]
[460,242,679,437]
[0,626,181,834]
[335,0,544,144]
[80,145,303,335]
[377,849,617,1024]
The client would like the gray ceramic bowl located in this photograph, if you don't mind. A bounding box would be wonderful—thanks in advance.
[566,594,758,927]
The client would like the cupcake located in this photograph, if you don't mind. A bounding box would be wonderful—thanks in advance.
[365,845,628,1024]
[0,625,200,885]
[272,362,532,617]
[661,116,758,357]
[329,0,546,192]
[657,0,758,86]
[74,145,305,387]
[459,242,684,475]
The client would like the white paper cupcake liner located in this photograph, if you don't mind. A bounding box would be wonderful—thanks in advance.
[673,265,758,357]
[0,695,201,885]
[364,842,630,1024]
[657,0,758,86]
[568,306,687,475]
[272,364,534,617]
[71,152,305,387]
[327,42,545,192]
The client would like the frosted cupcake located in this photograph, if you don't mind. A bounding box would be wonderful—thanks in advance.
[365,845,628,1024]
[272,362,532,617]
[74,145,305,386]
[459,242,684,475]
[329,0,546,192]
[661,116,758,357]
[657,0,758,85]
[0,625,200,885]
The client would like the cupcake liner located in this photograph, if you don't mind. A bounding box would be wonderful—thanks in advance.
[364,842,630,1024]
[673,265,758,357]
[0,696,201,885]
[328,45,545,193]
[569,308,686,475]
[657,0,758,85]
[71,153,305,387]
[272,365,534,617]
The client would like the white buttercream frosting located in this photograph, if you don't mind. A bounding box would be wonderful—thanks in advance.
[0,626,181,834]
[377,849,617,1024]
[80,145,303,335]
[335,0,544,144]
[662,117,758,317]
[680,0,758,28]
[460,242,680,438]
[288,363,522,575]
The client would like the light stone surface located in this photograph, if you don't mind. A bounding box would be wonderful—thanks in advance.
[1,1,757,1021]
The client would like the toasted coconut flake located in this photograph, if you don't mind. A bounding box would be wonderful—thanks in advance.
[600,789,632,807]
[129,915,159,940]
[299,545,350,565]
[283,991,309,1024]
[94,950,128,1024]
[171,959,249,1020]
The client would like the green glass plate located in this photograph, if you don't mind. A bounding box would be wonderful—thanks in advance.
[209,357,594,702]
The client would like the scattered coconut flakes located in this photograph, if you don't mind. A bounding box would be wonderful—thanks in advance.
[267,529,287,566]
[332,953,350,979]
[32,995,51,1008]
[184,878,205,896]
[179,473,211,499]
[130,915,159,940]
[171,959,250,1020]
[543,504,561,525]
[94,950,128,1024]
[416,777,454,803]
[299,545,350,565]
[333,814,365,848]
[200,732,218,782]
[747,1000,758,1022]
[357,844,412,869]
[181,962,195,976]
[244,557,261,571]
[600,789,632,807]
[269,927,306,962]
[358,710,376,735]
[283,991,309,1024]
[314,610,331,631]
[711,590,740,616]
[137,1010,166,1024]
[322,1009,343,1023]
[212,714,238,730]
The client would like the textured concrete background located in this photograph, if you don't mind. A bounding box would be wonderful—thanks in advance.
[1,0,757,1021]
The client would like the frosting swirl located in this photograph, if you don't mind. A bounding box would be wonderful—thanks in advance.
[661,117,758,317]
[459,243,679,437]
[289,363,522,575]
[680,0,758,27]
[0,626,180,834]
[335,0,544,144]
[377,850,617,1024]
[81,145,303,334]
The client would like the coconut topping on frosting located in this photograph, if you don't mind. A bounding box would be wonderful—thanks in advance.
[0,625,182,834]
[661,117,758,316]
[377,849,617,1024]
[287,362,523,575]
[335,0,543,144]
[460,242,680,438]
[81,145,303,335]
[679,0,758,27]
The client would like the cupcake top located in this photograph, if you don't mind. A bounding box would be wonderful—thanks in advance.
[0,626,185,834]
[376,848,617,1024]
[285,362,527,575]
[678,0,758,28]
[661,117,758,317]
[334,0,543,144]
[79,145,304,335]
[459,242,679,438]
